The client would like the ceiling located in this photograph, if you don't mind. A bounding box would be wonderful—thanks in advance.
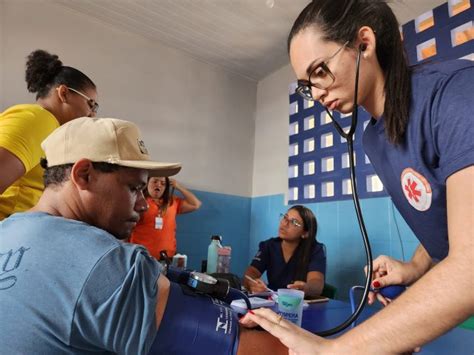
[54,0,447,81]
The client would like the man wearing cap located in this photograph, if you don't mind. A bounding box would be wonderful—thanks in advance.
[0,117,286,354]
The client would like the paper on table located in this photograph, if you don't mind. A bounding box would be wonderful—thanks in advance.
[230,297,275,313]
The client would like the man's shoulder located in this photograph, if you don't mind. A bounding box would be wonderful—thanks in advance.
[7,211,104,229]
[3,212,120,250]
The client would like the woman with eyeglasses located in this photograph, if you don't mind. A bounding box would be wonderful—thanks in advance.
[241,0,474,353]
[0,49,98,220]
[243,205,326,299]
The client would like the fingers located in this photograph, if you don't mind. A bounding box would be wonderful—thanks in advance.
[245,308,294,333]
[239,313,259,328]
[372,273,403,290]
[242,309,331,354]
[250,284,266,293]
[256,279,268,289]
[375,292,390,306]
[366,255,405,289]
[365,255,389,274]
[250,279,267,293]
[367,290,377,305]
[365,255,402,306]
[242,308,316,352]
[367,289,389,306]
[287,281,305,290]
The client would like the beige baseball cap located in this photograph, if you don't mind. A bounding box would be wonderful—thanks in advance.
[41,117,181,177]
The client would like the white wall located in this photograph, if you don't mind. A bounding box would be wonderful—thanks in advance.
[0,0,257,196]
[252,63,294,198]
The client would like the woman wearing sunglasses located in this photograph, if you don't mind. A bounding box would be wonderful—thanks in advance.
[243,205,326,299]
[241,1,474,353]
[0,49,98,220]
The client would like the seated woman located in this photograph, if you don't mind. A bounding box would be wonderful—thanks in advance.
[243,205,326,299]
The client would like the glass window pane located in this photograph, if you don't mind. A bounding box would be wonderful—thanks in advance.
[304,161,315,175]
[321,181,334,197]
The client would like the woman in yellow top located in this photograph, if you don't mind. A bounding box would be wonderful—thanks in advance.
[0,49,98,220]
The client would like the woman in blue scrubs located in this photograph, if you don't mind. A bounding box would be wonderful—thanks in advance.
[243,205,326,299]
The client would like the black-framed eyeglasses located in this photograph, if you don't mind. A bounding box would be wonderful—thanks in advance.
[279,213,303,228]
[67,86,99,114]
[295,41,349,101]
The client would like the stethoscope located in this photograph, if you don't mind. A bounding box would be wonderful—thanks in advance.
[311,44,405,336]
[165,44,405,336]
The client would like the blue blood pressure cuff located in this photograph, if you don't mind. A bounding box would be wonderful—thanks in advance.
[148,281,239,355]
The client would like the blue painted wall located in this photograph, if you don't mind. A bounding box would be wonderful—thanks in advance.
[176,191,419,300]
[175,190,251,276]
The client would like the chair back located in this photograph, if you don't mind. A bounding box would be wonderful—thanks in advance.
[321,283,337,299]
[349,285,366,328]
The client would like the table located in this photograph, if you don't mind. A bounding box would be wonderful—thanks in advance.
[300,300,474,354]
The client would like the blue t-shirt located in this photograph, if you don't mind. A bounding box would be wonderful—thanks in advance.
[363,60,474,262]
[250,237,326,290]
[0,212,161,354]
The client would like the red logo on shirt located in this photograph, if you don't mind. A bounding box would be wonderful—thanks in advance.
[404,179,421,202]
[400,168,432,211]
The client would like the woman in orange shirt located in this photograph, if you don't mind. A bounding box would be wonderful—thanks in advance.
[130,177,201,259]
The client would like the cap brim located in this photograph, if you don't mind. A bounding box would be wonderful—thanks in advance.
[116,160,181,177]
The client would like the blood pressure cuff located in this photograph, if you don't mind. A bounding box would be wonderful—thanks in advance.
[148,281,239,355]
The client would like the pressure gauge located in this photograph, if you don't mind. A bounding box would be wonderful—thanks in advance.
[187,271,218,294]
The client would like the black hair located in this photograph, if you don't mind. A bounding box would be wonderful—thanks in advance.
[143,176,174,213]
[289,205,319,282]
[288,0,411,144]
[41,160,121,187]
[25,49,96,100]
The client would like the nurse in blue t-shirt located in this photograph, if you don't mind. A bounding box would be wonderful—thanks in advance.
[241,1,473,353]
[243,205,326,299]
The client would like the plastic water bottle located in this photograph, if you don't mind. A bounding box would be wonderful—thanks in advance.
[206,235,222,274]
[171,253,187,269]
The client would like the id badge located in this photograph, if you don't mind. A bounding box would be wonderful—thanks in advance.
[155,217,163,230]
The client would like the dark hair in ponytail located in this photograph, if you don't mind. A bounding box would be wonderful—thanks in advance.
[288,0,411,144]
[25,49,96,100]
[290,205,318,282]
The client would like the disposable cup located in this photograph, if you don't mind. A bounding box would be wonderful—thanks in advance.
[277,288,304,326]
